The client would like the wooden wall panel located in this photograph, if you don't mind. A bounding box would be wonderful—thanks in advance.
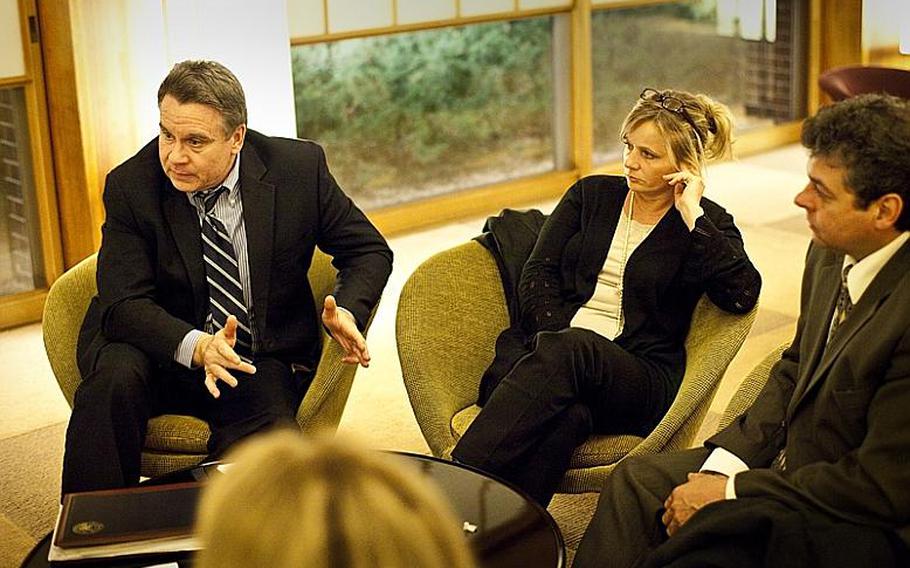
[38,0,101,268]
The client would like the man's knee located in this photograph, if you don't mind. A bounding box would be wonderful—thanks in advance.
[76,343,154,407]
[611,454,656,488]
[612,448,709,494]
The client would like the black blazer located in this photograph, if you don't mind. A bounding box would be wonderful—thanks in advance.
[479,175,760,404]
[77,131,393,374]
[708,239,910,547]
[522,175,758,374]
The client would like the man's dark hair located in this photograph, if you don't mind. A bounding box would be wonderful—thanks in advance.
[801,93,910,231]
[157,60,247,136]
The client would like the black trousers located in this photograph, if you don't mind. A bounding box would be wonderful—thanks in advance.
[451,328,673,507]
[573,449,910,568]
[61,341,307,495]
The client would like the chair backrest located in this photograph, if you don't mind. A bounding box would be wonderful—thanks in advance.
[43,254,98,406]
[818,65,910,101]
[397,240,509,456]
[717,342,789,432]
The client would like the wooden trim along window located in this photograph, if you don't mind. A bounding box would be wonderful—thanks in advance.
[0,0,62,329]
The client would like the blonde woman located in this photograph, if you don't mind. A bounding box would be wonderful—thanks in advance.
[195,430,475,568]
[452,88,761,507]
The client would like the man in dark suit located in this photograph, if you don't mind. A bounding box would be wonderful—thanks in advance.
[573,94,910,567]
[61,60,393,495]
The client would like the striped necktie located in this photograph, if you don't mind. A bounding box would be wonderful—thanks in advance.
[827,263,855,344]
[194,187,253,359]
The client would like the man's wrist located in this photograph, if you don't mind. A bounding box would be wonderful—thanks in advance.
[725,473,738,499]
[192,334,213,367]
[176,329,207,369]
[335,305,356,326]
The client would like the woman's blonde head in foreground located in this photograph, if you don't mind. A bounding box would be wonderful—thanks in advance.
[621,88,734,175]
[195,429,475,568]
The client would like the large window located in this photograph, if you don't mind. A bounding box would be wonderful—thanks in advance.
[592,0,806,163]
[291,17,562,210]
[285,0,809,218]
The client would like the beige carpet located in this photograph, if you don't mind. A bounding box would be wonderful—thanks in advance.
[0,422,66,565]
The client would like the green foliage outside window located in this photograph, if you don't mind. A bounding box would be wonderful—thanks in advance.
[292,18,556,209]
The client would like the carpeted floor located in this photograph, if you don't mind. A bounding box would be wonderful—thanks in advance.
[0,422,66,566]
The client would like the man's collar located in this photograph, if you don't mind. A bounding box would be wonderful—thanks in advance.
[187,154,241,206]
[844,231,910,303]
[221,154,241,195]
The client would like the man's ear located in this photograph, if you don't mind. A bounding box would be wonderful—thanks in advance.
[873,193,903,230]
[230,124,246,154]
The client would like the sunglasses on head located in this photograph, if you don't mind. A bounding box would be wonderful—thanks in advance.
[639,88,716,137]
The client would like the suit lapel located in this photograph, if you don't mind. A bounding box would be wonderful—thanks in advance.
[238,144,275,333]
[790,241,910,412]
[163,182,207,323]
[788,256,841,413]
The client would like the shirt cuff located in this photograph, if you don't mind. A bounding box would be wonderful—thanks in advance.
[725,473,738,499]
[175,329,206,369]
[700,447,749,478]
[701,448,748,500]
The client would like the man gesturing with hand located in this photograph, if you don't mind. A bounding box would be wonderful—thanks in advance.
[194,315,257,399]
[62,61,392,495]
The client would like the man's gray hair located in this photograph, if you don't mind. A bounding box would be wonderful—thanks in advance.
[157,60,247,136]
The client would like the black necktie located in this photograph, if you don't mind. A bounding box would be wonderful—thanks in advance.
[194,187,252,358]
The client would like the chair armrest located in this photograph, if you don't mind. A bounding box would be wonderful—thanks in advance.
[627,296,758,459]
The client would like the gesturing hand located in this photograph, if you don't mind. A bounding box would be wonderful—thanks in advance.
[321,295,370,367]
[664,170,705,231]
[193,315,257,398]
[661,472,726,536]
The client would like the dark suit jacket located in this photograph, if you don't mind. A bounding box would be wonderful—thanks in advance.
[77,131,393,375]
[708,239,910,547]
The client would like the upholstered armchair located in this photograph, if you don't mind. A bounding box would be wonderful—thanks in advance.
[716,342,789,432]
[397,240,757,494]
[43,249,367,478]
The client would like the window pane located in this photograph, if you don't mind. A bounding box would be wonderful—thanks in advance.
[592,0,806,164]
[291,18,557,210]
[0,87,44,296]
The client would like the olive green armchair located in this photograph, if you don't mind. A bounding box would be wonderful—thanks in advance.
[43,249,367,478]
[716,342,789,432]
[397,240,757,494]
